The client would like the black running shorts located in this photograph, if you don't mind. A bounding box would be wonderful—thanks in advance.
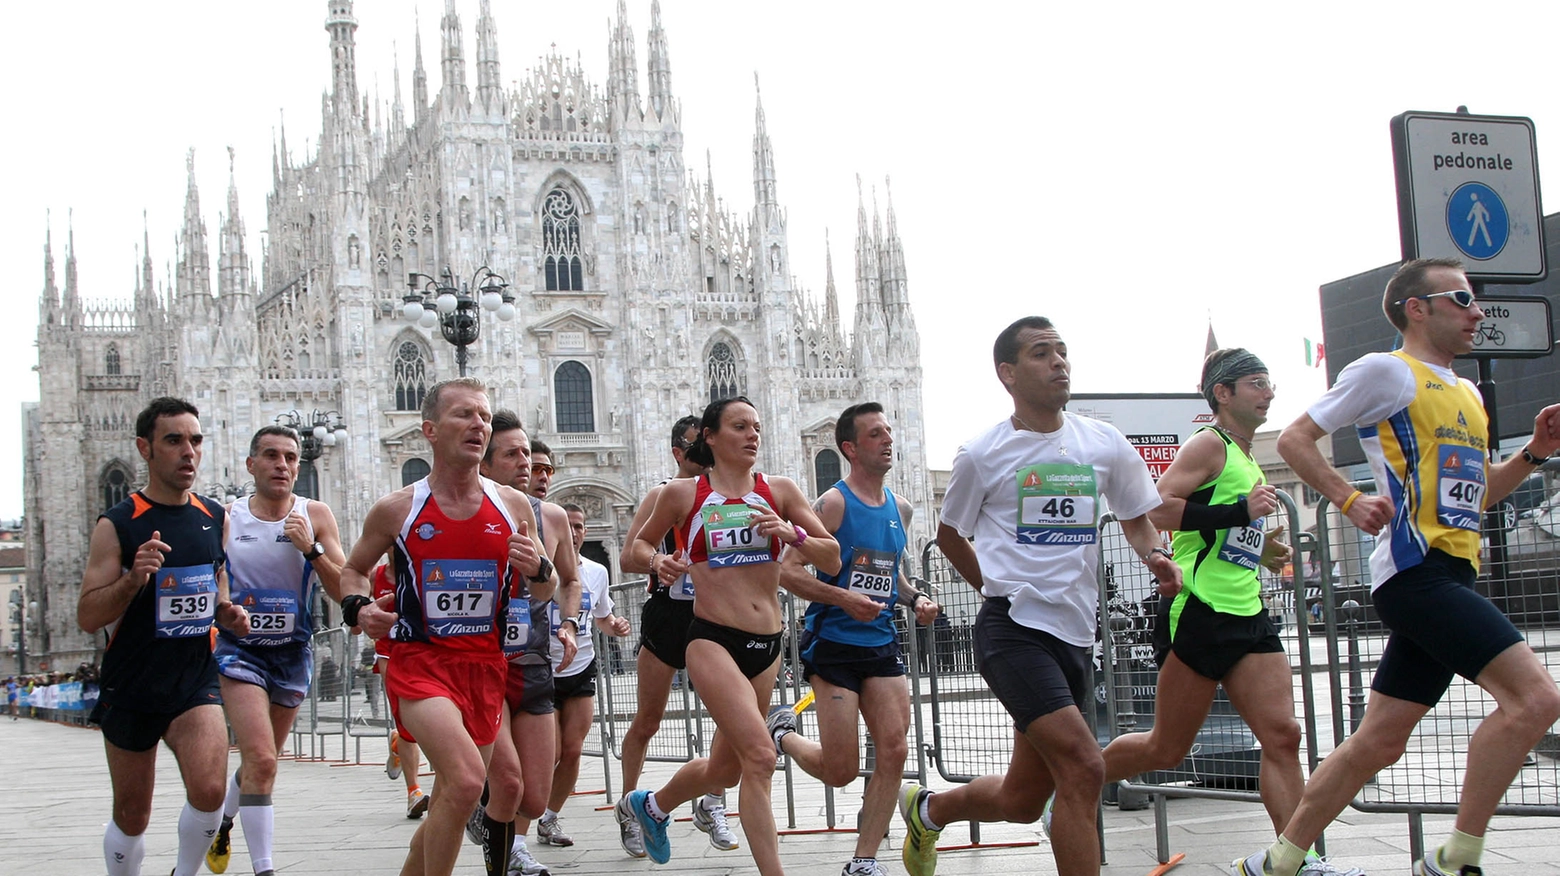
[974,597,1090,733]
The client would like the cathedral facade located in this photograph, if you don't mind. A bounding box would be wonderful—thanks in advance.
[23,0,927,669]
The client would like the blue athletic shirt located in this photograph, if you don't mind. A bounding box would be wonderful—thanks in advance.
[802,480,907,648]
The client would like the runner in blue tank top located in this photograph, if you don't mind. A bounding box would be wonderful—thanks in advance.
[772,402,942,876]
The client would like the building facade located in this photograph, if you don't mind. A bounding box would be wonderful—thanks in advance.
[23,0,928,669]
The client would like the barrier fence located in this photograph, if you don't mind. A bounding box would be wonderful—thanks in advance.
[272,470,1560,870]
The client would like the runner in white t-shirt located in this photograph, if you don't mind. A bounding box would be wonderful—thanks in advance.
[898,316,1181,876]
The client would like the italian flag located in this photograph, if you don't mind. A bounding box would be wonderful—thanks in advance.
[1304,338,1325,368]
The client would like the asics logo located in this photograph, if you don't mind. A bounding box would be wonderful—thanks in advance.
[745,640,768,649]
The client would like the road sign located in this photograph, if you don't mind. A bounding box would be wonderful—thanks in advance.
[1458,295,1554,359]
[1392,111,1545,283]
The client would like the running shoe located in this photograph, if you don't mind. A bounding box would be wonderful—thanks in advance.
[617,790,671,865]
[406,788,429,819]
[386,733,402,780]
[507,838,551,876]
[616,805,647,858]
[692,795,739,850]
[1299,853,1366,876]
[535,815,573,847]
[1040,792,1054,839]
[1233,850,1273,876]
[766,705,798,756]
[1415,851,1481,876]
[205,816,233,874]
[898,782,940,876]
[842,861,889,876]
[465,804,486,846]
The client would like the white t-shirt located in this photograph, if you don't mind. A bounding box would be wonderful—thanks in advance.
[550,556,615,677]
[940,413,1161,646]
[1306,351,1478,588]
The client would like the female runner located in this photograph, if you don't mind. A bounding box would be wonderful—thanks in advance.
[617,396,840,875]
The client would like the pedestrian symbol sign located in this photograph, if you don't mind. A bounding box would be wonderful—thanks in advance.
[1446,182,1508,260]
[1391,110,1545,283]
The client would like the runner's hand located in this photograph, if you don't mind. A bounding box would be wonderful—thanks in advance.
[657,551,689,586]
[1147,552,1182,597]
[1531,403,1560,457]
[284,511,312,553]
[131,530,170,588]
[555,624,577,671]
[216,600,251,637]
[359,592,398,640]
[841,590,882,623]
[913,596,941,626]
[1246,485,1279,521]
[1347,495,1394,536]
[607,615,632,637]
[508,520,541,578]
[1260,523,1291,573]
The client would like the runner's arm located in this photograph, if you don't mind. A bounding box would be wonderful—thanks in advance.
[778,489,878,618]
[619,484,664,575]
[935,522,983,593]
[1277,413,1393,535]
[771,475,842,576]
[77,518,156,633]
[1485,403,1560,506]
[1149,429,1230,530]
[625,480,691,583]
[305,500,348,604]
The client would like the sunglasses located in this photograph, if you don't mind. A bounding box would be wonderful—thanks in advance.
[530,463,555,476]
[1394,289,1477,309]
[1238,378,1277,393]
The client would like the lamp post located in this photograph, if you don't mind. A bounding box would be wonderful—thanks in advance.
[275,410,349,463]
[209,481,253,505]
[401,266,515,376]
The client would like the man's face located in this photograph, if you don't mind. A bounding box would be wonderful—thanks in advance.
[1216,372,1275,430]
[481,428,530,491]
[1413,267,1484,355]
[529,452,554,499]
[843,411,894,476]
[246,433,301,498]
[425,386,492,466]
[567,508,587,553]
[138,413,203,493]
[998,327,1071,412]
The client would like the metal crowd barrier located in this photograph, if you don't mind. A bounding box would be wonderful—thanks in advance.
[289,626,392,764]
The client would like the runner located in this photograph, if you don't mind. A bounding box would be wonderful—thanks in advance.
[78,397,252,876]
[375,561,430,819]
[204,425,346,876]
[772,401,941,876]
[899,317,1180,876]
[537,503,632,845]
[616,395,840,876]
[339,379,549,876]
[1235,258,1560,876]
[617,415,740,858]
[1098,350,1357,875]
[465,410,580,876]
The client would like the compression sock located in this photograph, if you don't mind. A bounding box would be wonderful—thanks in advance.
[222,771,242,819]
[1266,836,1308,876]
[103,820,146,876]
[239,794,275,874]
[481,812,515,876]
[173,802,223,876]
[1437,828,1485,872]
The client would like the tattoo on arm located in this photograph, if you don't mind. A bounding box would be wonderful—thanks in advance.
[811,494,827,515]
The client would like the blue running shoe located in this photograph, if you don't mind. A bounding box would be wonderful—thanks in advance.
[618,790,671,865]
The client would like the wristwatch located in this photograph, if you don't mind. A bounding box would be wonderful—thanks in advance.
[558,617,580,635]
[1146,547,1174,563]
[1522,445,1551,466]
[528,555,555,584]
[304,542,325,561]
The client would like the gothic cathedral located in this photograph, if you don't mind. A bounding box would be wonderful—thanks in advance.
[23,0,927,669]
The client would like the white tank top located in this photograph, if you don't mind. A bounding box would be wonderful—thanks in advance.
[224,495,317,646]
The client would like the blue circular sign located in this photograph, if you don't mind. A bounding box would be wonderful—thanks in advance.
[1445,182,1509,260]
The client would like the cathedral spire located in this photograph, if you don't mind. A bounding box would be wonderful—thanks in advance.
[439,0,469,115]
[646,0,674,120]
[63,211,80,321]
[219,146,250,302]
[474,0,506,119]
[140,211,158,313]
[852,175,887,367]
[412,14,430,125]
[178,149,211,304]
[606,0,640,120]
[752,75,779,224]
[391,43,407,141]
[39,214,59,326]
[325,0,360,121]
[824,230,840,329]
[880,176,913,331]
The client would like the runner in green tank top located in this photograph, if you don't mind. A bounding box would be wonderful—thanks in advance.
[1102,350,1358,876]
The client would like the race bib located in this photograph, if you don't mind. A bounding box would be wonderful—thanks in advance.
[154,564,217,638]
[1016,464,1099,546]
[1218,513,1266,572]
[1436,445,1485,531]
[550,590,593,636]
[501,598,530,657]
[845,548,898,603]
[421,559,499,637]
[236,588,299,644]
[702,504,772,567]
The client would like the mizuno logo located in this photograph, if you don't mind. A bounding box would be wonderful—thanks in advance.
[484,523,504,534]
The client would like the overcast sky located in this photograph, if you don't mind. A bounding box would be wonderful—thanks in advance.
[5,1,1560,519]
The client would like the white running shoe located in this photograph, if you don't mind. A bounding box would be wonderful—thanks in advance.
[692,795,739,850]
[507,838,550,876]
[535,815,573,847]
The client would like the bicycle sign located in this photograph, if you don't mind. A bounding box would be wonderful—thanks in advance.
[1457,295,1554,360]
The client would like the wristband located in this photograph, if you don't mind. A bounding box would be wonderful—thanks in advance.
[790,524,808,547]
[1522,445,1550,466]
[341,594,372,627]
[1340,490,1363,515]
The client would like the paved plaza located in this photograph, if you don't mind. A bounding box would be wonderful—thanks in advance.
[7,715,1560,875]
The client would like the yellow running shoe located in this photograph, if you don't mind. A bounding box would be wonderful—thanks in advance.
[898,783,940,876]
[205,816,233,874]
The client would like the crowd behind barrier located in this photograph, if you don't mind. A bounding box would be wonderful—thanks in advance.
[18,472,1560,866]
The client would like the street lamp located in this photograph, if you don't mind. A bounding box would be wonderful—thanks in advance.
[275,410,349,463]
[209,481,253,505]
[401,266,515,376]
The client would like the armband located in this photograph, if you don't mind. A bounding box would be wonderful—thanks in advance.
[341,594,372,627]
[1178,497,1251,531]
